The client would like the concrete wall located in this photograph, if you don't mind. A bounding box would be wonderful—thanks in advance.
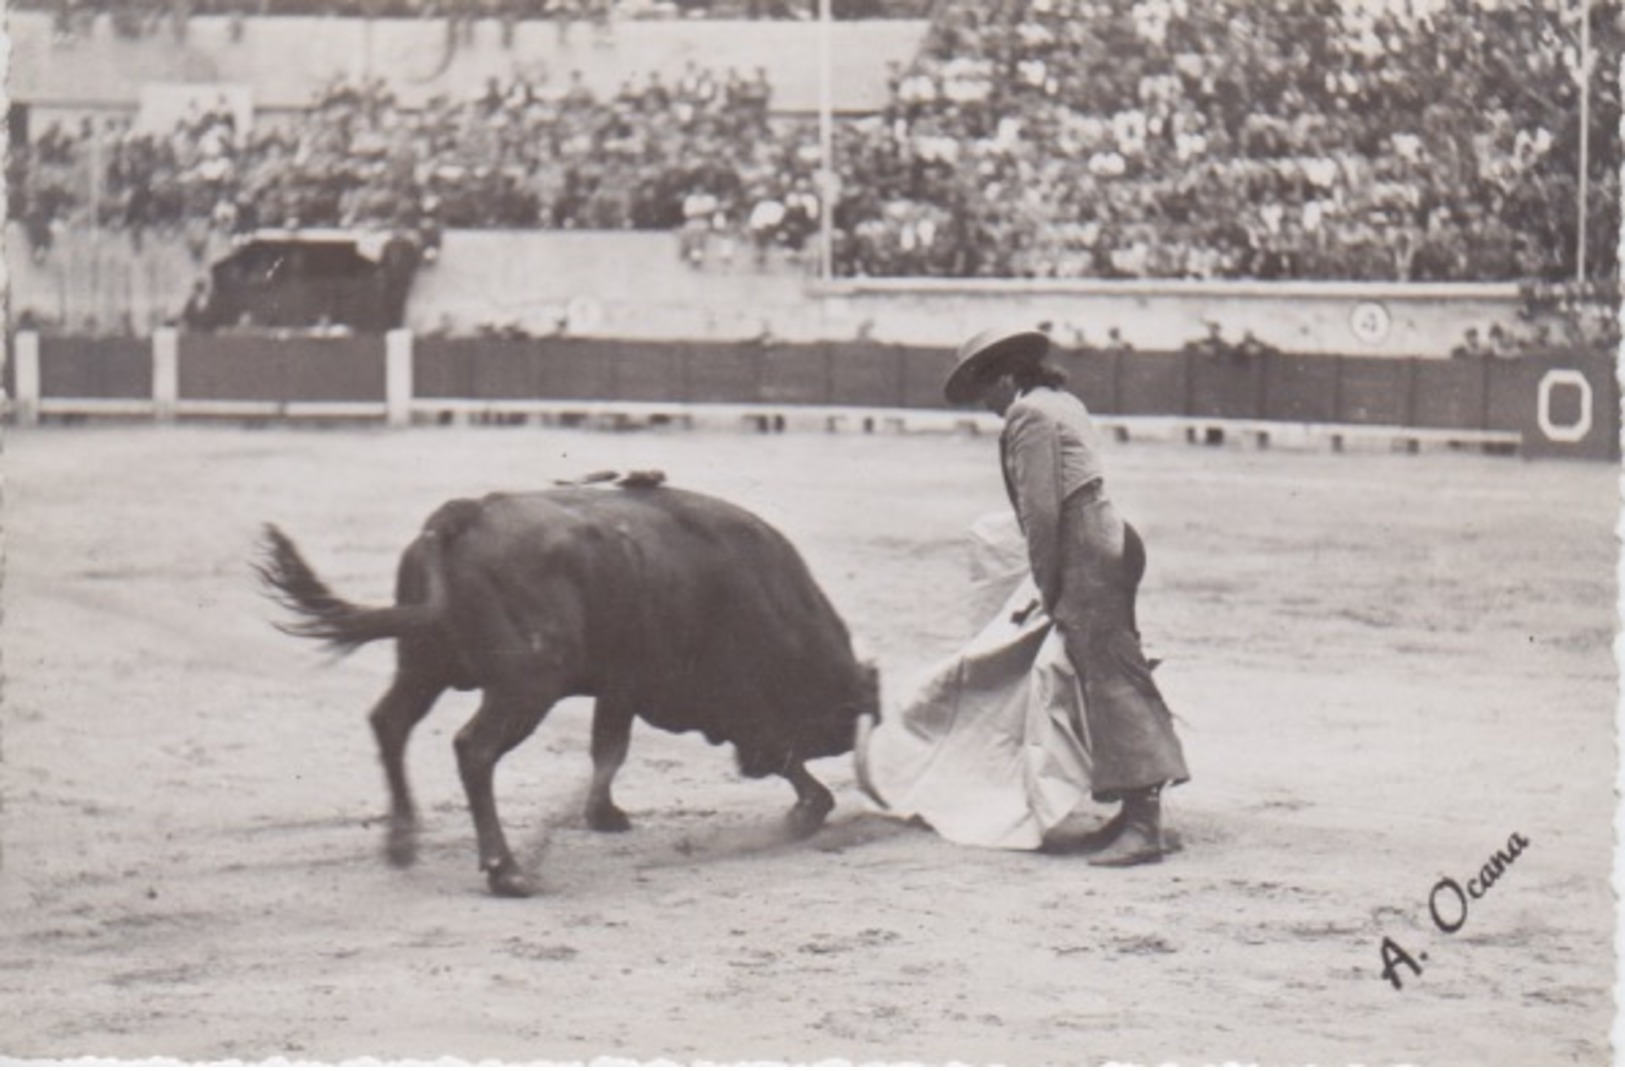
[11,224,1530,357]
[408,231,1523,357]
[812,277,1525,358]
[7,224,221,333]
[407,230,814,339]
[10,10,925,115]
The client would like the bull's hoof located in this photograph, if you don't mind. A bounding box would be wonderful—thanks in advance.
[785,802,832,841]
[585,803,632,833]
[384,824,418,868]
[485,864,535,899]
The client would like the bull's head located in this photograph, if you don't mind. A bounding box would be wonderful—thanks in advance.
[796,658,882,763]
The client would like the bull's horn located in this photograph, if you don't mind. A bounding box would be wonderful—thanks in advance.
[852,713,888,809]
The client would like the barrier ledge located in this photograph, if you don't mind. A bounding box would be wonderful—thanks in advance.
[38,398,158,417]
[403,401,1522,451]
[408,399,783,422]
[174,400,390,420]
[742,406,1002,434]
[7,396,1525,454]
[409,398,699,428]
[408,398,1008,434]
[1131,416,1522,453]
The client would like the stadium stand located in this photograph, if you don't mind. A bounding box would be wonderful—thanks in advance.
[8,0,1619,294]
[833,0,1620,283]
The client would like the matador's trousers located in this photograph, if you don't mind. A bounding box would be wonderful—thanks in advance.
[1049,483,1190,802]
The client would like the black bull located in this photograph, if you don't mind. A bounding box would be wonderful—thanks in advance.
[257,485,880,897]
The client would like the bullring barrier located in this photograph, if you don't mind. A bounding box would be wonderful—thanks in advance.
[5,329,1617,461]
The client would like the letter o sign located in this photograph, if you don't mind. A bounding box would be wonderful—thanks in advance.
[1349,301,1391,344]
[1537,369,1594,443]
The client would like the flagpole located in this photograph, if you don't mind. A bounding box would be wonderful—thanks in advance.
[90,125,104,331]
[818,0,833,283]
[1576,0,1591,282]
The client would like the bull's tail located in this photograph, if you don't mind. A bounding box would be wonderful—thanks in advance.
[256,522,449,656]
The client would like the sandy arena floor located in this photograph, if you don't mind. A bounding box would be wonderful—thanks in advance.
[0,422,1616,1064]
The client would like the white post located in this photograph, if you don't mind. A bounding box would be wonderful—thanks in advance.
[386,329,413,427]
[152,327,178,423]
[12,331,40,427]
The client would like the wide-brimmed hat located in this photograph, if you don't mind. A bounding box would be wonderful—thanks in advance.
[943,327,1051,405]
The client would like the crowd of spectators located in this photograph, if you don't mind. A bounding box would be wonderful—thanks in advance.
[10,0,1620,288]
[11,65,796,262]
[824,0,1620,282]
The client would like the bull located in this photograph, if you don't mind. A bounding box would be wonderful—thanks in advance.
[256,478,880,897]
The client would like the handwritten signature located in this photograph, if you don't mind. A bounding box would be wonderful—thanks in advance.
[1379,831,1530,991]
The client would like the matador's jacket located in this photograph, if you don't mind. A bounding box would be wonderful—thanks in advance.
[999,386,1190,800]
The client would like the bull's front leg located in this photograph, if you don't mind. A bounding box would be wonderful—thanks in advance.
[585,697,634,832]
[782,761,834,839]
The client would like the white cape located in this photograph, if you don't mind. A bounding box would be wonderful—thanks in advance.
[859,513,1093,850]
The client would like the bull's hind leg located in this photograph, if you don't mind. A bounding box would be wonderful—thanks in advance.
[368,668,447,867]
[454,686,554,898]
[783,761,835,840]
[585,697,635,833]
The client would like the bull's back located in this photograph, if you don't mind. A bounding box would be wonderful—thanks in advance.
[435,487,862,740]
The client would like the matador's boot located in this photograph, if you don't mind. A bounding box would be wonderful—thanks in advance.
[1063,807,1128,853]
[1087,786,1165,867]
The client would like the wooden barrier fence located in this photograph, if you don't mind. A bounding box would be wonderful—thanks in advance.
[5,331,1617,460]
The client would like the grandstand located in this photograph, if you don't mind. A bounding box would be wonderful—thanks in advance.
[10,0,1618,282]
[5,0,1620,455]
